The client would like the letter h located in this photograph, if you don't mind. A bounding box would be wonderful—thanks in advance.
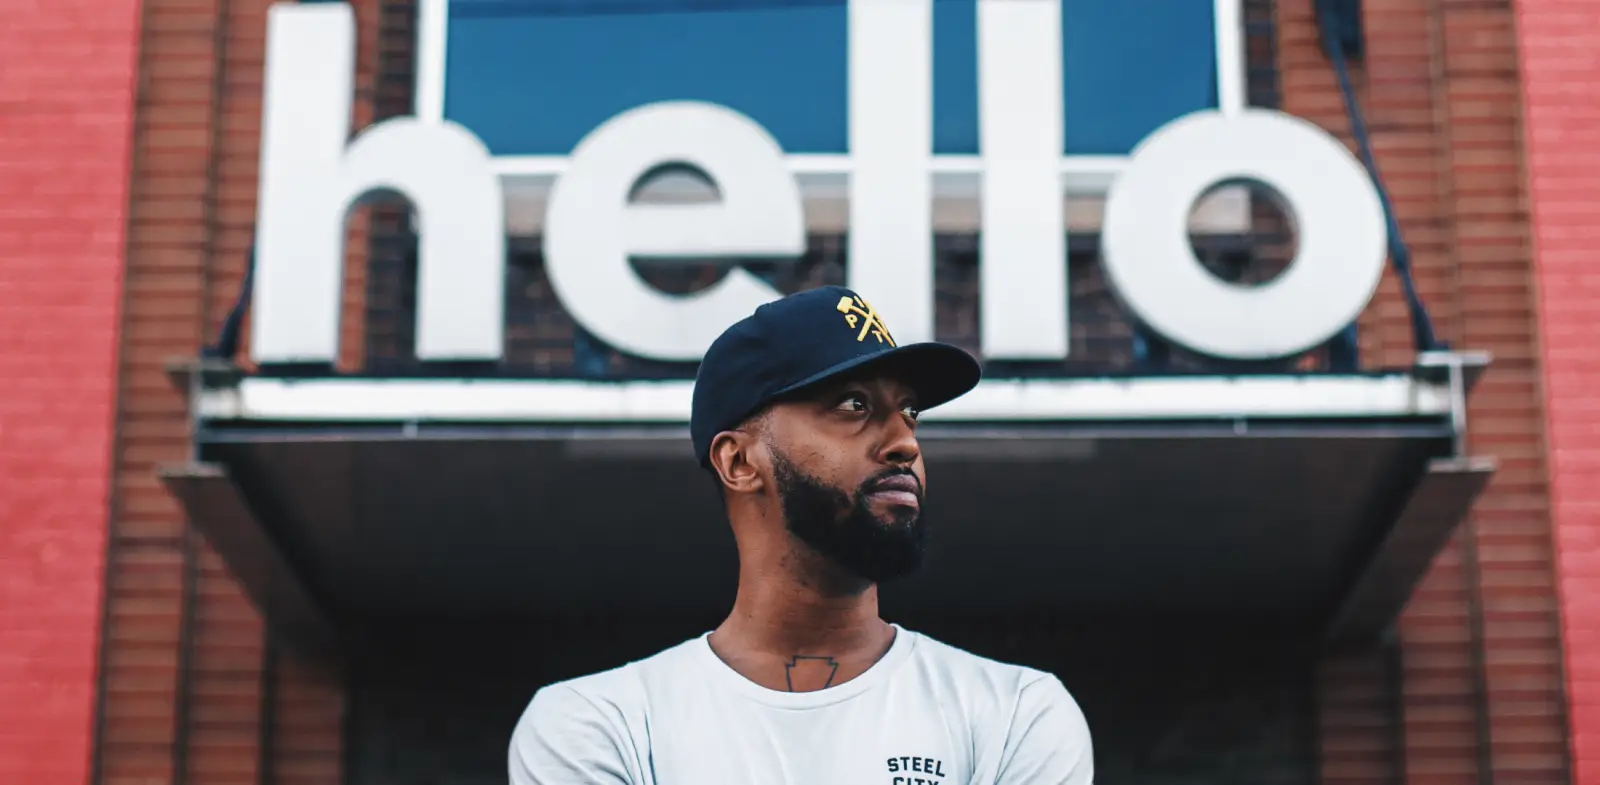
[251,2,506,365]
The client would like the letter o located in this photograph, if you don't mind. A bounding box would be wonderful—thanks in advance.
[1100,109,1388,360]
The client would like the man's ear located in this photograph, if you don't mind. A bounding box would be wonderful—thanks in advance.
[709,429,766,496]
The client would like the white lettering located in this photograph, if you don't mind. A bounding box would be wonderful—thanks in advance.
[1101,110,1387,359]
[847,0,934,346]
[250,1,1390,367]
[543,102,804,361]
[978,0,1068,359]
[252,3,503,364]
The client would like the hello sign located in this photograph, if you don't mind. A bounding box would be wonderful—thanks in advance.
[248,1,1387,367]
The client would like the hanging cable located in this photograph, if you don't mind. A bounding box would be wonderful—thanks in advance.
[1315,0,1445,354]
[205,241,255,360]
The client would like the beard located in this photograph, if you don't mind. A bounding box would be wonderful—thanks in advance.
[769,450,927,586]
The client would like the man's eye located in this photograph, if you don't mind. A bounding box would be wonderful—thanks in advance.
[902,405,922,421]
[837,394,868,413]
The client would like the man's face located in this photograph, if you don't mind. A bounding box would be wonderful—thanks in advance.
[760,374,928,584]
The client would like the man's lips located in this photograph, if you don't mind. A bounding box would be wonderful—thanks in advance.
[866,474,922,508]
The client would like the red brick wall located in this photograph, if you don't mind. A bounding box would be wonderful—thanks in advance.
[1517,1,1600,783]
[1277,1,1568,782]
[94,0,388,783]
[0,0,144,783]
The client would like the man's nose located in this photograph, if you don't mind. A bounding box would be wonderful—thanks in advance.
[878,412,921,466]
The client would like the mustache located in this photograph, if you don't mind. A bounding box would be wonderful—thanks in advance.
[861,468,923,497]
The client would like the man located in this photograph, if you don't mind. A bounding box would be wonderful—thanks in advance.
[509,285,1093,784]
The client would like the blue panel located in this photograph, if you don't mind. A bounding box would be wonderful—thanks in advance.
[932,0,979,155]
[443,0,1220,158]
[445,0,849,155]
[1060,0,1219,155]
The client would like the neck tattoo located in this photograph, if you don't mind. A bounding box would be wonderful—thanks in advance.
[783,654,840,691]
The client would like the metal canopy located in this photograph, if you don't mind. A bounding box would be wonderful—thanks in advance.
[162,352,1493,656]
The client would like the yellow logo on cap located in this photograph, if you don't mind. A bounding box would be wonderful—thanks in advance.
[836,294,896,347]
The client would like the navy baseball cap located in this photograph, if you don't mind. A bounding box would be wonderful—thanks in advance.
[690,285,982,468]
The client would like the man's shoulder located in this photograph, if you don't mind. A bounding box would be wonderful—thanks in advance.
[900,627,1091,774]
[520,635,703,717]
[905,628,1059,694]
[508,638,704,784]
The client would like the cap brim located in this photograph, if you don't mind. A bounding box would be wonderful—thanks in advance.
[771,341,983,413]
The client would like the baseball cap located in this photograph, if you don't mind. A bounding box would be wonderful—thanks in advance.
[690,285,982,468]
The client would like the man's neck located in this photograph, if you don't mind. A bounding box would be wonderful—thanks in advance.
[707,547,897,692]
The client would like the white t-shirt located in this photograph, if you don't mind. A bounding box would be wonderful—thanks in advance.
[508,625,1094,785]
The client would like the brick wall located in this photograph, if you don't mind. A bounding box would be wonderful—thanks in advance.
[1515,1,1600,783]
[1275,0,1567,783]
[97,0,249,776]
[92,0,391,783]
[0,1,143,784]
